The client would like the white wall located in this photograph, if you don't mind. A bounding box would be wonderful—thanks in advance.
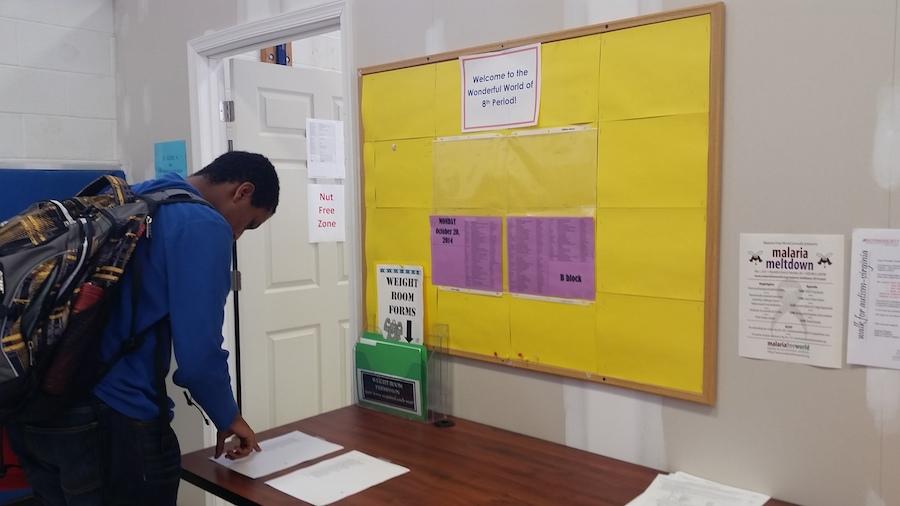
[291,31,341,72]
[0,0,117,168]
[114,0,237,182]
[234,31,342,73]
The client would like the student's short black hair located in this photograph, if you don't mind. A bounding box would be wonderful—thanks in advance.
[195,151,280,212]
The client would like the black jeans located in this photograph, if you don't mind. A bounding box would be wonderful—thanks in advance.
[7,397,181,505]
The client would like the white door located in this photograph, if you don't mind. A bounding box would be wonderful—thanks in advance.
[229,58,351,431]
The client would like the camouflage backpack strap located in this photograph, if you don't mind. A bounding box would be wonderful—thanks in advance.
[76,175,134,205]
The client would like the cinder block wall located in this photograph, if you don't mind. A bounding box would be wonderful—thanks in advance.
[0,0,117,168]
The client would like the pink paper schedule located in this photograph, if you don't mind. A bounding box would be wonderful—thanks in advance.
[508,217,595,300]
[430,216,502,292]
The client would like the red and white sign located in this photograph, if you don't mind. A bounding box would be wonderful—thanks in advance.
[308,183,345,243]
[460,43,541,132]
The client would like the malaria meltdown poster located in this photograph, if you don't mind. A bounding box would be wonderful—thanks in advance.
[377,264,423,344]
[739,234,844,368]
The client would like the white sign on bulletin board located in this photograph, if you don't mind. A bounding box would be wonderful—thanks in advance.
[377,264,424,344]
[460,43,541,132]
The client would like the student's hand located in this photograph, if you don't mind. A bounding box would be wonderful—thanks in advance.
[216,414,262,460]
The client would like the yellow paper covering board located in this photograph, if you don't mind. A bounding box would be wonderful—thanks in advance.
[433,136,507,210]
[362,65,436,141]
[436,290,511,358]
[506,129,598,210]
[435,61,462,138]
[539,35,602,127]
[373,139,433,208]
[363,142,376,207]
[597,208,707,301]
[365,267,377,331]
[365,208,431,268]
[598,114,708,208]
[597,293,704,394]
[510,298,597,372]
[424,278,438,340]
[598,15,710,121]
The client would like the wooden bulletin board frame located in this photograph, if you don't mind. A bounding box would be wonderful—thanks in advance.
[358,3,724,405]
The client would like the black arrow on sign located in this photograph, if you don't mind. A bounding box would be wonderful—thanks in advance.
[406,320,413,343]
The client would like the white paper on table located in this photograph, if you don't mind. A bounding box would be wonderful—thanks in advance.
[265,450,409,506]
[306,118,345,179]
[847,228,900,369]
[626,472,769,506]
[211,431,342,479]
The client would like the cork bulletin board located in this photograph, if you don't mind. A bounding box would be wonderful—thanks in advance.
[359,3,724,404]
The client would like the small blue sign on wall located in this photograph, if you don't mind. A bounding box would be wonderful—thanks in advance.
[154,140,188,178]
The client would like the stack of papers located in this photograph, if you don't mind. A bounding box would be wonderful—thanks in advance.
[266,450,409,506]
[627,472,770,506]
[211,431,342,479]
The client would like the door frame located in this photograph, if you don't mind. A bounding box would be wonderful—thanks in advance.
[186,0,360,447]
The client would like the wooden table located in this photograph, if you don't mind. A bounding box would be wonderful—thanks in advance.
[181,405,795,505]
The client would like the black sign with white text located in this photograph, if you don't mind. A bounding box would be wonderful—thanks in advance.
[359,370,418,413]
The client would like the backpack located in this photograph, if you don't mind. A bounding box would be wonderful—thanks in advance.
[0,175,210,422]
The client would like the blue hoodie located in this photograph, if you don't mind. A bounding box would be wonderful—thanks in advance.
[93,173,238,431]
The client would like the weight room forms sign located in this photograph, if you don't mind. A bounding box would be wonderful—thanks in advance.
[377,265,424,344]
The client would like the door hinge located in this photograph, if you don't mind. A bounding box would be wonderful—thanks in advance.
[220,100,235,122]
[231,269,242,292]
